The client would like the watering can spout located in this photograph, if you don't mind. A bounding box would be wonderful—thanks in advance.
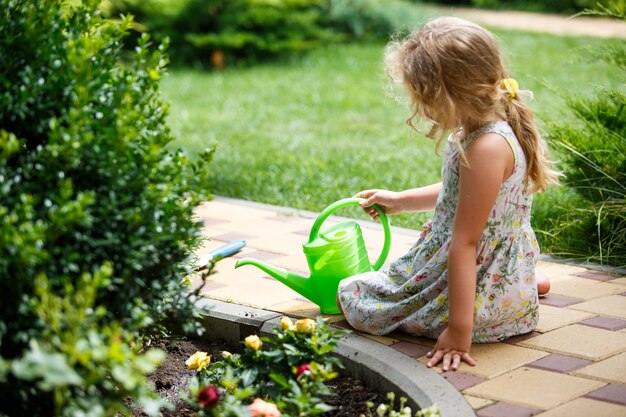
[234,258,317,302]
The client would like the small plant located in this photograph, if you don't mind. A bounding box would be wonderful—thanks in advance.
[184,316,348,416]
[361,392,441,417]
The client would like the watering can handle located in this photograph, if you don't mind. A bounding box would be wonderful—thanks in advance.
[308,198,391,271]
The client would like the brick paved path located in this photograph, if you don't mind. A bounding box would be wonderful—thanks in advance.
[192,197,626,417]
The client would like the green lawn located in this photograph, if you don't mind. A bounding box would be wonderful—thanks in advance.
[162,27,623,229]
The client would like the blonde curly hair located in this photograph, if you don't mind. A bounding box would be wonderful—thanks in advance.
[385,17,560,193]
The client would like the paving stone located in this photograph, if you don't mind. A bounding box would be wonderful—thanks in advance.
[267,214,310,223]
[330,319,353,330]
[503,331,541,344]
[476,402,540,417]
[464,367,605,410]
[519,324,626,360]
[187,275,227,292]
[386,331,436,347]
[419,343,548,378]
[549,276,626,300]
[265,299,320,318]
[201,217,231,227]
[539,293,584,307]
[569,295,626,320]
[246,234,304,256]
[224,218,305,236]
[579,316,626,331]
[207,276,303,308]
[203,257,266,286]
[463,395,494,410]
[584,384,626,407]
[572,352,626,385]
[194,200,272,221]
[536,260,587,279]
[390,341,432,358]
[209,231,255,244]
[534,397,626,417]
[608,277,626,286]
[534,304,594,333]
[361,333,401,346]
[573,270,619,281]
[233,250,284,262]
[526,353,592,373]
[269,254,312,274]
[440,371,486,390]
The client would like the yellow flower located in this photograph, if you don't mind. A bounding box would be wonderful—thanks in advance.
[475,294,484,310]
[185,351,211,370]
[245,335,263,351]
[280,316,294,331]
[221,351,232,360]
[437,295,445,304]
[513,219,521,229]
[490,239,500,247]
[294,318,316,334]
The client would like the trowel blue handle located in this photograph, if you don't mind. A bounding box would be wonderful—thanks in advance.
[197,240,247,270]
[210,240,247,260]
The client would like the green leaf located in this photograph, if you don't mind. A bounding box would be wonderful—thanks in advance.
[11,340,83,389]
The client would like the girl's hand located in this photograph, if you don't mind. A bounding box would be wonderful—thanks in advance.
[426,327,476,372]
[354,189,404,220]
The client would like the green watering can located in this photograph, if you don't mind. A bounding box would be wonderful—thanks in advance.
[235,198,391,314]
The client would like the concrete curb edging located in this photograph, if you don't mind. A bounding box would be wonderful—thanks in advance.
[194,297,475,417]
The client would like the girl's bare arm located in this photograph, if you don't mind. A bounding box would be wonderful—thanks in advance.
[427,132,514,371]
[355,182,442,219]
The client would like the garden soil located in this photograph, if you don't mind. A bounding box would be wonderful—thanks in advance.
[132,336,384,417]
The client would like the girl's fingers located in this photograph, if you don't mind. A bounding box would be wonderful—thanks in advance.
[451,354,462,371]
[442,353,453,372]
[461,352,477,366]
[426,350,444,368]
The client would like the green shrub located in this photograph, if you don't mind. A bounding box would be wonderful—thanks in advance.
[416,0,595,15]
[104,0,337,68]
[0,0,212,414]
[536,2,626,267]
[326,0,429,41]
[102,0,431,67]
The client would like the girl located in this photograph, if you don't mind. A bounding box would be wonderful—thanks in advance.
[336,17,560,372]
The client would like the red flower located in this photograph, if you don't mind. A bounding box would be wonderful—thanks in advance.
[295,364,312,377]
[493,274,502,283]
[198,385,220,408]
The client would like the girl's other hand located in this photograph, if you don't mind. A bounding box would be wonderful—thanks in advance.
[426,327,476,372]
[354,189,403,220]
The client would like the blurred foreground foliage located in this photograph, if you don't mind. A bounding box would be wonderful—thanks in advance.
[0,0,212,415]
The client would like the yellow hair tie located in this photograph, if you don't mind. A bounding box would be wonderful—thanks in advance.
[501,78,519,99]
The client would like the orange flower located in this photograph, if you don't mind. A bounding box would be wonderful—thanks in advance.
[248,398,281,417]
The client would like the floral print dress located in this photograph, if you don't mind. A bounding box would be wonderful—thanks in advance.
[337,121,540,343]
